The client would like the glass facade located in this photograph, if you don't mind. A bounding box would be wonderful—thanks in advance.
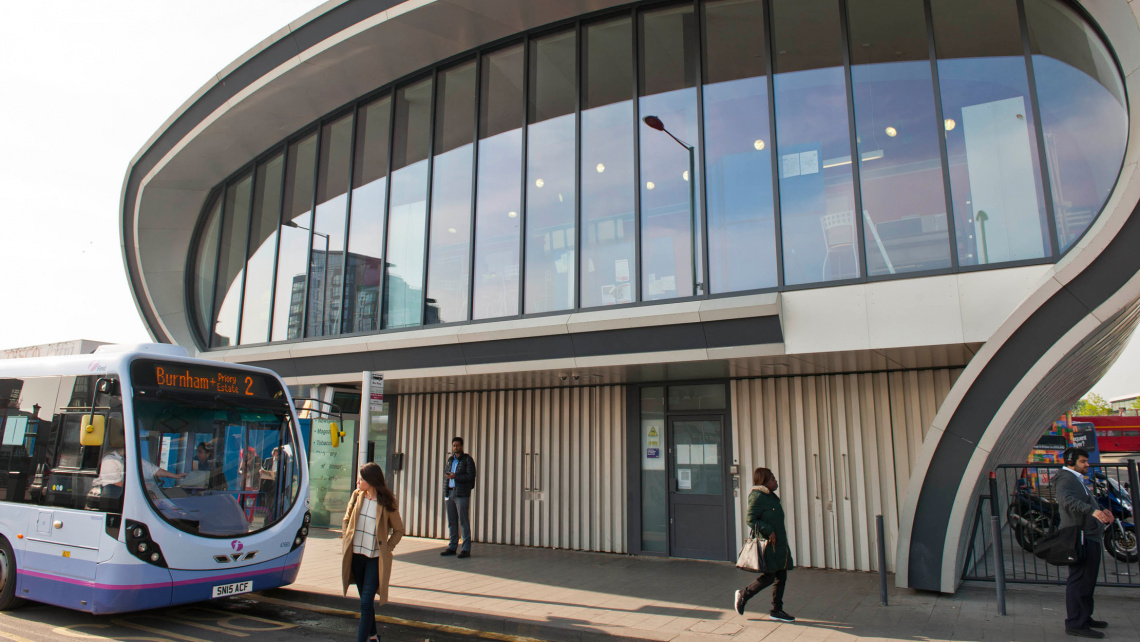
[191,0,1126,348]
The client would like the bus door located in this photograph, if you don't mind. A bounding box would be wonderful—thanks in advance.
[23,412,110,581]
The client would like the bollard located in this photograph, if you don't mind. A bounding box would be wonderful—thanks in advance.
[876,515,888,606]
[991,515,1007,616]
[988,471,1000,518]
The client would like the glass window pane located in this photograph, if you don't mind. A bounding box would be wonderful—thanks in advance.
[1025,0,1127,252]
[849,0,952,277]
[307,115,353,338]
[271,132,318,342]
[525,30,577,314]
[932,0,1049,266]
[581,17,636,309]
[212,174,253,347]
[239,153,284,345]
[639,4,701,301]
[774,0,859,286]
[640,386,666,553]
[703,0,776,293]
[426,61,477,325]
[344,96,391,334]
[193,196,222,344]
[473,45,525,320]
[384,78,432,329]
[667,384,726,411]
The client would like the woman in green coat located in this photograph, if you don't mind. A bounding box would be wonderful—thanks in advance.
[734,467,794,622]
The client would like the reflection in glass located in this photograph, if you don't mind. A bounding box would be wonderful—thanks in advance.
[581,17,635,308]
[703,0,776,293]
[307,115,352,338]
[473,45,524,319]
[932,0,1049,266]
[384,78,432,329]
[271,133,318,342]
[849,0,951,276]
[774,0,858,287]
[639,4,701,300]
[667,383,726,411]
[1025,0,1127,251]
[240,153,284,345]
[343,96,390,334]
[526,30,577,314]
[193,197,222,343]
[426,61,476,325]
[212,174,253,347]
[640,387,666,553]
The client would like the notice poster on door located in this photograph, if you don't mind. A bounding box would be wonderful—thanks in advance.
[704,443,718,466]
[678,468,692,490]
[677,444,691,465]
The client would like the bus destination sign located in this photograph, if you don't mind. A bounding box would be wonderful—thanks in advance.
[131,360,280,399]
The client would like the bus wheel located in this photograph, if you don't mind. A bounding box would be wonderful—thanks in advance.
[0,537,24,610]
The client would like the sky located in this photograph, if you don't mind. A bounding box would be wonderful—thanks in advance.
[0,1,1137,401]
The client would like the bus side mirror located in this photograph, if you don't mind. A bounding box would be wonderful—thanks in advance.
[330,422,341,448]
[80,415,106,447]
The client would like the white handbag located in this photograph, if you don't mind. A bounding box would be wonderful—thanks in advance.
[736,529,769,572]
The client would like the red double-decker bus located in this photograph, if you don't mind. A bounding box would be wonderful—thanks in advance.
[1073,415,1140,453]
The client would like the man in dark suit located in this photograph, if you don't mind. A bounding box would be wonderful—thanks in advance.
[1051,447,1115,638]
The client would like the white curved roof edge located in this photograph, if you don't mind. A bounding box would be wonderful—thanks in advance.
[93,343,190,358]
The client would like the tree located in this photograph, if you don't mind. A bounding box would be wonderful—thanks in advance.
[1072,393,1114,416]
[1130,397,1140,410]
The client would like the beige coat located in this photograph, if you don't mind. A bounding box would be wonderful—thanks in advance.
[340,489,405,603]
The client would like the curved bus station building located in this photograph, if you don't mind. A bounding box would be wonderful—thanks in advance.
[120,0,1140,592]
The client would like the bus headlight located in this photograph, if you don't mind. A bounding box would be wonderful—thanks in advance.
[290,511,312,553]
[125,519,167,568]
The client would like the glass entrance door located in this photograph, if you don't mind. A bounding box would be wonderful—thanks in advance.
[668,417,728,559]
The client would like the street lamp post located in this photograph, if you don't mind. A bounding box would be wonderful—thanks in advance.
[284,220,331,332]
[643,115,700,296]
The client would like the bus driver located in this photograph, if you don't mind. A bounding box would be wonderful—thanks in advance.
[94,418,185,500]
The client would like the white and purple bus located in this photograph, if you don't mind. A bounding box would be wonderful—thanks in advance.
[0,344,310,613]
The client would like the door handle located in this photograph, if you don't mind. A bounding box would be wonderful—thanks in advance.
[533,452,540,491]
[814,454,820,500]
[842,453,849,500]
[523,453,531,491]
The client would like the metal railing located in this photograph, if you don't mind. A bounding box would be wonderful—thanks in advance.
[962,461,1139,588]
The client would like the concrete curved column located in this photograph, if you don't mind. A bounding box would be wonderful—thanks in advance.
[895,0,1140,593]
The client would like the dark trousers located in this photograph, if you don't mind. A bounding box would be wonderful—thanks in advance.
[351,553,380,641]
[741,569,788,612]
[1065,539,1101,630]
[445,493,472,552]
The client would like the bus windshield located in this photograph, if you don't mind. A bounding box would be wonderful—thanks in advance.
[130,361,301,537]
[133,396,301,536]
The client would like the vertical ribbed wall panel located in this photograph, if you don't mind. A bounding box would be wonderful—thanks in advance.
[391,386,627,554]
[730,369,961,573]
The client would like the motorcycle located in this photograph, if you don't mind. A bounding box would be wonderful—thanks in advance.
[1006,471,1137,563]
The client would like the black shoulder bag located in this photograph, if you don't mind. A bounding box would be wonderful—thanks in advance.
[1032,525,1084,566]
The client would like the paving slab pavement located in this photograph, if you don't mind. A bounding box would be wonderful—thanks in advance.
[270,529,1140,641]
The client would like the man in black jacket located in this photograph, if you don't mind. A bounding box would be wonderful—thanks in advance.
[441,437,477,558]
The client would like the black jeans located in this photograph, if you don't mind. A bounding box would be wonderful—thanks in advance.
[741,569,788,612]
[351,553,381,641]
[1066,539,1101,630]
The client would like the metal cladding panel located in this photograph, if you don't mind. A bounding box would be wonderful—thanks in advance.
[730,369,960,573]
[392,387,626,553]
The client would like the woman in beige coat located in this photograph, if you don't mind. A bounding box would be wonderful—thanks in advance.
[342,462,404,642]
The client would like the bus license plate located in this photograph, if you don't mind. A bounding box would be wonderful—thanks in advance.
[211,581,252,598]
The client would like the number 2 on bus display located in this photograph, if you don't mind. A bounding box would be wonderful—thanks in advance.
[245,376,253,396]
